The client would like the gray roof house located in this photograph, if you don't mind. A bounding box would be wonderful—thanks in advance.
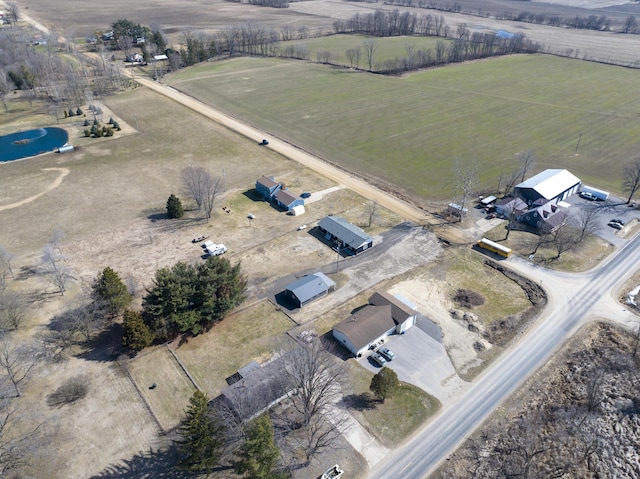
[213,357,292,425]
[514,169,581,206]
[284,272,336,308]
[332,291,418,357]
[318,216,373,255]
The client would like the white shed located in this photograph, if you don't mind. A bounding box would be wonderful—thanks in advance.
[290,205,305,216]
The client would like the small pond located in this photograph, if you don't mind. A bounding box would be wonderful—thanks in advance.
[0,128,69,163]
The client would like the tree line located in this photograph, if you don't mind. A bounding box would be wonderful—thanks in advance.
[382,0,640,34]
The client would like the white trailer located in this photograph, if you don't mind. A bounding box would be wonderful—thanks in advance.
[206,244,227,257]
[580,185,609,201]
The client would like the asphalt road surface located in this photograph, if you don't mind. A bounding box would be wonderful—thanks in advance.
[368,232,640,478]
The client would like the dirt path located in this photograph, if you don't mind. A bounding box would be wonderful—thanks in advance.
[0,167,69,212]
[135,77,429,222]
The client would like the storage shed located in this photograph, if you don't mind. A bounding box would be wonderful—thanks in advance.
[284,272,336,308]
[318,216,373,255]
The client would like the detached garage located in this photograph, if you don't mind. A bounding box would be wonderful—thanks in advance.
[284,272,336,308]
[318,216,373,255]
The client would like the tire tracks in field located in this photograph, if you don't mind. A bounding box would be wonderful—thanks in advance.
[0,167,70,212]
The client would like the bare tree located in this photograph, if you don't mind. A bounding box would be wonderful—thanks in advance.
[345,47,360,68]
[552,225,580,259]
[518,150,536,183]
[500,170,521,197]
[5,3,19,25]
[571,205,600,242]
[453,159,478,223]
[202,174,224,223]
[50,297,108,343]
[363,39,378,71]
[288,410,348,465]
[39,232,73,295]
[0,398,44,474]
[0,246,15,294]
[584,368,606,412]
[0,293,28,331]
[622,157,640,204]
[284,341,346,429]
[0,335,36,398]
[631,322,640,359]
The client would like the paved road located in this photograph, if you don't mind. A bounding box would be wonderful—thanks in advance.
[368,232,640,478]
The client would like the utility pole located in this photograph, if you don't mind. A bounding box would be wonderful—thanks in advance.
[575,133,582,155]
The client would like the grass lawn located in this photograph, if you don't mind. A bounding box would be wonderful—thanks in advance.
[346,362,440,447]
[484,226,613,272]
[126,346,196,430]
[172,299,296,398]
[443,248,531,323]
[167,54,640,201]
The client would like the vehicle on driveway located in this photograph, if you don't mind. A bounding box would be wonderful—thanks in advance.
[259,139,269,146]
[579,191,597,201]
[370,352,387,367]
[608,221,623,230]
[610,218,625,226]
[379,347,395,361]
[300,192,311,199]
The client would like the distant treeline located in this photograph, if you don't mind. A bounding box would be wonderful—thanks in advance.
[175,12,538,75]
[381,0,640,34]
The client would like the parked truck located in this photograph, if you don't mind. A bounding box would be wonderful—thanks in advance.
[580,185,609,201]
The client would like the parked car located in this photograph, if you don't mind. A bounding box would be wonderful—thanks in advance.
[608,221,623,230]
[579,191,597,201]
[610,218,625,226]
[379,347,395,361]
[300,192,311,199]
[259,139,269,146]
[370,352,387,367]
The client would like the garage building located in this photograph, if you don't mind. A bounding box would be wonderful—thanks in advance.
[332,291,418,357]
[284,272,336,308]
[318,216,373,255]
[514,169,581,207]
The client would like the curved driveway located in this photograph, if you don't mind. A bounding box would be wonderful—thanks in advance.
[369,232,640,478]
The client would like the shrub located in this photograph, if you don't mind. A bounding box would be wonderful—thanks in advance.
[83,118,89,126]
[76,107,83,115]
[68,109,75,117]
[47,376,90,407]
[453,288,485,308]
[83,129,91,137]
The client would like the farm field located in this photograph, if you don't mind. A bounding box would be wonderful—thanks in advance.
[168,54,640,201]
[277,34,450,67]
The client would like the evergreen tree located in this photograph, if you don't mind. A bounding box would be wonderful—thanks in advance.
[122,309,155,351]
[234,413,280,479]
[177,391,224,473]
[166,194,184,219]
[142,258,247,339]
[92,267,132,315]
[370,367,400,403]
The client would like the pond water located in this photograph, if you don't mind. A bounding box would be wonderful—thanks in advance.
[0,128,69,163]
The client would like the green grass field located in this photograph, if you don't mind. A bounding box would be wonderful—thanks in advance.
[277,34,449,68]
[167,54,640,201]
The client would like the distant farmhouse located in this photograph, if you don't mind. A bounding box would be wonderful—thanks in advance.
[318,216,373,255]
[284,272,336,308]
[498,169,581,234]
[255,176,304,212]
[333,291,418,357]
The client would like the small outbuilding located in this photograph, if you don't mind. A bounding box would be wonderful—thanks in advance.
[290,205,305,216]
[284,272,336,308]
[318,216,373,255]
